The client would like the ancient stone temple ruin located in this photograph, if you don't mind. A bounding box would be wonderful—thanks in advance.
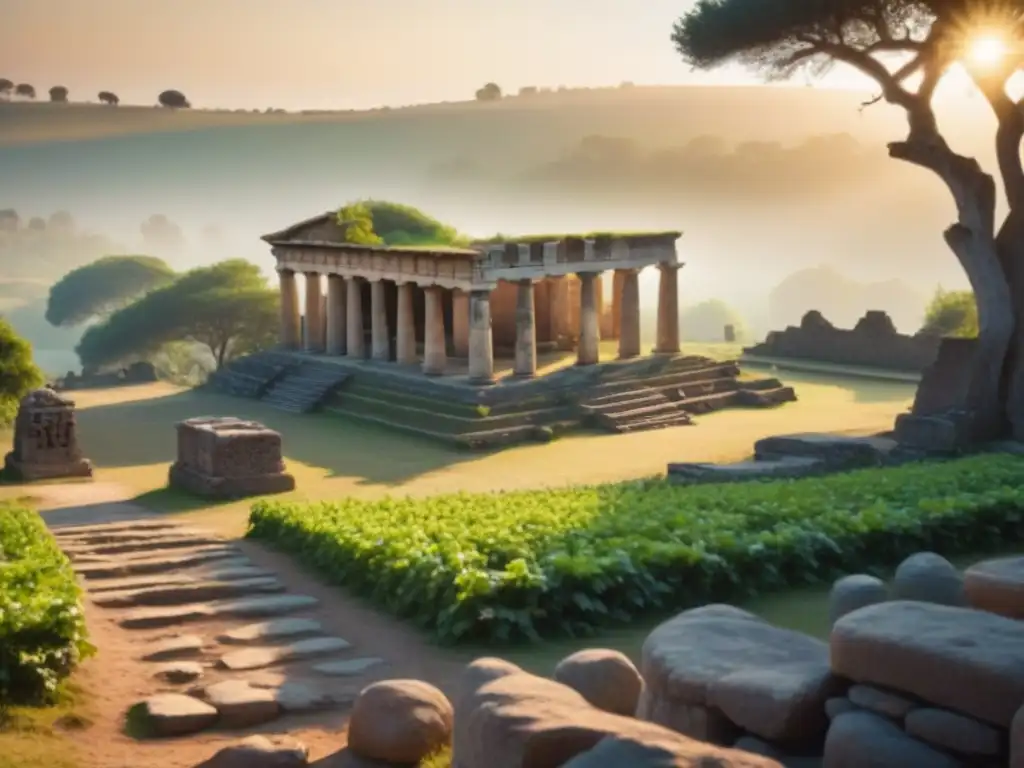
[168,416,295,499]
[4,388,93,481]
[207,213,795,447]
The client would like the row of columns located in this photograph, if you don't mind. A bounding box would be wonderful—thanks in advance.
[278,262,680,384]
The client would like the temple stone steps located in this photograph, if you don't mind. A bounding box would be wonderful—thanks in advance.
[583,388,695,433]
[206,353,295,398]
[261,362,350,414]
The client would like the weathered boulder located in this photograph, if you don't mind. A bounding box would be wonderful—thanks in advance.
[347,679,453,764]
[827,574,887,627]
[824,710,961,768]
[824,698,856,721]
[830,601,1024,727]
[553,648,644,716]
[846,684,917,719]
[640,604,839,747]
[562,732,781,767]
[129,693,218,737]
[904,707,1002,758]
[752,433,895,468]
[451,658,783,768]
[964,556,1024,619]
[890,552,965,607]
[153,661,204,684]
[1012,705,1024,768]
[198,735,309,767]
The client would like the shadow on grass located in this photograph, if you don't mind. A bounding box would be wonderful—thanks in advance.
[130,486,240,516]
[73,387,488,487]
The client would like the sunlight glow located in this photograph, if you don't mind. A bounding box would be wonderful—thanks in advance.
[967,34,1009,69]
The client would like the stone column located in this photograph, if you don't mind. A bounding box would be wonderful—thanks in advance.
[655,263,682,354]
[422,285,447,376]
[396,282,418,365]
[452,289,470,358]
[346,277,365,359]
[577,272,600,365]
[618,269,641,359]
[278,269,301,350]
[325,274,347,355]
[371,279,390,361]
[468,289,495,384]
[513,279,537,377]
[303,272,324,353]
[611,270,626,341]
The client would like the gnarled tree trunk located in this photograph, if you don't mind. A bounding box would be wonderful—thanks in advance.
[890,139,1014,441]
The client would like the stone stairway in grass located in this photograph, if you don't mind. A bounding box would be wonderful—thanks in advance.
[260,360,351,414]
[205,352,297,399]
[579,358,796,434]
[53,519,388,739]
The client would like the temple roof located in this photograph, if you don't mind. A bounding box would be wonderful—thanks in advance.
[261,212,482,258]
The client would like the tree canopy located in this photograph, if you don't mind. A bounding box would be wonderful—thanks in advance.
[158,90,190,108]
[475,82,502,101]
[97,91,119,106]
[46,255,176,328]
[335,200,468,247]
[672,0,1024,441]
[75,259,278,371]
[921,287,979,338]
[48,86,68,103]
[0,317,44,427]
[14,83,35,99]
[0,79,12,97]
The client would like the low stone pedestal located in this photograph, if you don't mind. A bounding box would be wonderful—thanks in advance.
[3,388,93,481]
[168,417,294,500]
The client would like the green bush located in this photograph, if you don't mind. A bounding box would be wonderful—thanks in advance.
[0,503,92,703]
[247,455,1024,644]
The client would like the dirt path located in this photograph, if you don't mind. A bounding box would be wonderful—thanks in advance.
[34,483,466,768]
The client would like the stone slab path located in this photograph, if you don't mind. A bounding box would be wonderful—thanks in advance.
[34,483,467,768]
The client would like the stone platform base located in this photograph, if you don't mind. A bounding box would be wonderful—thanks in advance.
[168,462,295,500]
[3,453,93,482]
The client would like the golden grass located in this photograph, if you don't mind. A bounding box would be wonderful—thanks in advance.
[0,684,88,768]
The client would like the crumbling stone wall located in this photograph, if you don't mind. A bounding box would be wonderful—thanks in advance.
[744,310,940,373]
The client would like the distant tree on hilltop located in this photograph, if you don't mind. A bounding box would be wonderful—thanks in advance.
[158,89,190,109]
[0,209,18,232]
[14,83,35,99]
[98,91,119,106]
[0,79,12,99]
[46,255,176,327]
[140,214,185,253]
[475,82,502,102]
[518,86,538,97]
[49,85,68,103]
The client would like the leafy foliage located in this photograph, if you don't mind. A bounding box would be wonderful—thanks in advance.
[0,503,92,704]
[46,255,176,327]
[921,287,978,338]
[157,90,190,109]
[48,86,68,103]
[476,82,503,101]
[14,83,35,99]
[97,90,119,106]
[75,259,278,370]
[248,454,1024,644]
[335,200,468,247]
[0,317,44,427]
[0,79,12,97]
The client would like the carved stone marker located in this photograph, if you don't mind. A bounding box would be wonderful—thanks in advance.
[723,324,736,343]
[3,388,93,481]
[168,416,295,499]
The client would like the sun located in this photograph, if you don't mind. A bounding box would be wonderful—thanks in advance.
[967,33,1009,69]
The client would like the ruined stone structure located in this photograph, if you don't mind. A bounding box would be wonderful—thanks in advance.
[743,310,940,374]
[263,212,684,383]
[3,388,92,481]
[168,417,295,499]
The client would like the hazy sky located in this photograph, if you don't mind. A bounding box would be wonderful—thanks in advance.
[1,0,889,110]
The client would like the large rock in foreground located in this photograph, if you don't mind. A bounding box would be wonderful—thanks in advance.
[964,556,1024,619]
[639,604,840,748]
[347,679,453,764]
[831,600,1024,727]
[451,657,783,768]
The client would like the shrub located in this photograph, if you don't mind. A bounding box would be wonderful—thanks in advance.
[247,454,1024,644]
[0,504,92,703]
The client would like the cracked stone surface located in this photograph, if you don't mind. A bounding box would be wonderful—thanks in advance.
[92,576,286,608]
[89,564,274,594]
[218,636,352,671]
[53,520,180,538]
[217,618,324,645]
[312,657,384,676]
[120,594,319,629]
[65,534,224,558]
[141,634,205,661]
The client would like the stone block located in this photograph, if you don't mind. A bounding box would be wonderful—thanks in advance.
[3,388,92,481]
[168,416,294,499]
